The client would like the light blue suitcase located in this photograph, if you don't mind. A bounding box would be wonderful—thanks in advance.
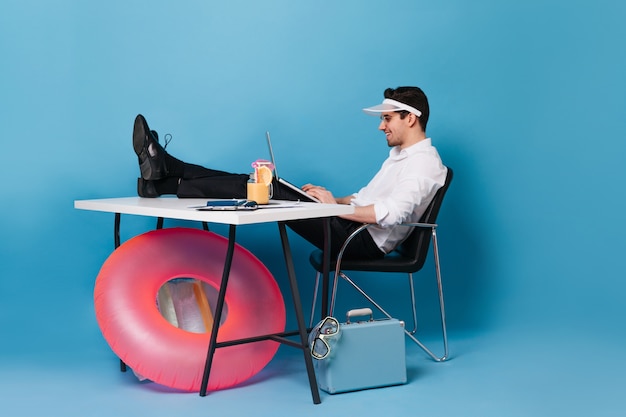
[313,308,407,394]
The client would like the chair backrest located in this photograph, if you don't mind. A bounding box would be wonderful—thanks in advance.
[395,167,453,271]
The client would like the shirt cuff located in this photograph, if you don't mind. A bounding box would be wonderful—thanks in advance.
[373,202,390,226]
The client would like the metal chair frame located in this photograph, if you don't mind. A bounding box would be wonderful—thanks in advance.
[309,168,452,362]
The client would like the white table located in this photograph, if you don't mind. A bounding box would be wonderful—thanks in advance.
[75,196,354,404]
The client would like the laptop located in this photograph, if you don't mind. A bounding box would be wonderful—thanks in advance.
[266,131,320,203]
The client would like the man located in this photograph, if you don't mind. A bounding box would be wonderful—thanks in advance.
[133,86,447,259]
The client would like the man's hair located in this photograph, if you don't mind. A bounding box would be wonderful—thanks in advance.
[384,86,429,132]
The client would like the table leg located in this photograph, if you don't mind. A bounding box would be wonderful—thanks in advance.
[320,217,331,319]
[113,213,128,373]
[277,222,321,404]
[114,213,121,249]
[199,224,237,397]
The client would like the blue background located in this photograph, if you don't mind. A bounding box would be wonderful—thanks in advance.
[1,0,625,415]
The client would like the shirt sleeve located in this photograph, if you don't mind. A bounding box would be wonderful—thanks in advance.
[350,141,447,229]
[374,175,441,227]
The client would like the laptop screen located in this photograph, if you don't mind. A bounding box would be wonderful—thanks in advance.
[266,131,280,179]
[265,131,320,203]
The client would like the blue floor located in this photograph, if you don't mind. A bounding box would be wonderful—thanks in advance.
[1,219,624,416]
[2,321,624,416]
[1,219,623,416]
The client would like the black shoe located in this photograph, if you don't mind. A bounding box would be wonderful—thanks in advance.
[133,114,168,181]
[137,178,159,198]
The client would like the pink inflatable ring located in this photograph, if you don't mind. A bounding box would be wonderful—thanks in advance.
[94,227,286,392]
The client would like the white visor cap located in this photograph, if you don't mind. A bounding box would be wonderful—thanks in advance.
[363,98,422,117]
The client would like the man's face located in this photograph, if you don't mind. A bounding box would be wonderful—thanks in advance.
[378,111,409,148]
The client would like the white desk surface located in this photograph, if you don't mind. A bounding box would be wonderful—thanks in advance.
[74,197,354,225]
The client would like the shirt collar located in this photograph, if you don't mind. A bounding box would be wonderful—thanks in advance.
[389,138,432,160]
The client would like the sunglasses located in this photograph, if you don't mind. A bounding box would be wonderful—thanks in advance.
[308,316,341,360]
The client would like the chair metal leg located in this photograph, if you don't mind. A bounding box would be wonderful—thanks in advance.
[405,229,449,362]
[330,228,449,362]
[338,272,396,321]
[429,228,449,361]
[339,270,448,362]
[407,272,418,335]
[335,271,418,335]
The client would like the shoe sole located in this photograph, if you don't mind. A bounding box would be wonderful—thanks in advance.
[133,114,149,157]
[133,114,163,181]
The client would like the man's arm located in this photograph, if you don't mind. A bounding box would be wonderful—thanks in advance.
[301,184,378,224]
[338,204,376,223]
[334,195,353,205]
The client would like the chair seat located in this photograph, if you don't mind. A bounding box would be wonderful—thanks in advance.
[309,249,423,274]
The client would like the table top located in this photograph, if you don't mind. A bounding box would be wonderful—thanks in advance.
[74,197,354,225]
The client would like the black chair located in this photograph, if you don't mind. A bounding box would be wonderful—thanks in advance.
[309,168,453,361]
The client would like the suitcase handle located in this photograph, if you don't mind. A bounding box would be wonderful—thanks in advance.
[346,308,373,323]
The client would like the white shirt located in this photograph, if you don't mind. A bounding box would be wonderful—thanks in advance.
[350,139,447,253]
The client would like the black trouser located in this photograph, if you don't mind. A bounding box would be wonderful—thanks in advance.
[170,162,384,260]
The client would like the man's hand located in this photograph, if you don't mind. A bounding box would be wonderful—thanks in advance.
[302,183,377,223]
[301,184,337,204]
